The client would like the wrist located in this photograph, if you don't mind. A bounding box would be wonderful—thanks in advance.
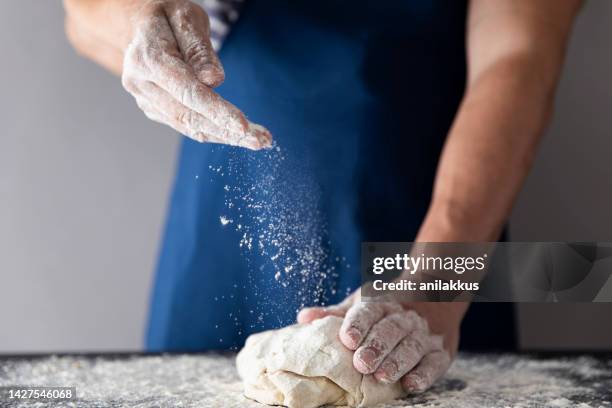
[122,0,159,49]
[63,0,151,52]
[408,302,467,356]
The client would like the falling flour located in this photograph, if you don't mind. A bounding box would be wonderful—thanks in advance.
[208,142,351,333]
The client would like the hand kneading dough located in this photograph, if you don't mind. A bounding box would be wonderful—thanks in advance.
[236,316,407,408]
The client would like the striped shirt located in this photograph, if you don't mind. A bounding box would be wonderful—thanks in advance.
[201,0,244,50]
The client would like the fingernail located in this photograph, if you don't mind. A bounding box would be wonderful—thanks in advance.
[356,347,379,369]
[257,129,273,148]
[375,360,397,383]
[246,123,272,149]
[404,375,426,393]
[196,66,224,88]
[345,328,361,345]
[296,308,308,321]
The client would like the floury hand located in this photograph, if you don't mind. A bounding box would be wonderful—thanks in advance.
[121,0,272,149]
[298,294,467,393]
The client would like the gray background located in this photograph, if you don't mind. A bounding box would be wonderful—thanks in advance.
[0,1,610,353]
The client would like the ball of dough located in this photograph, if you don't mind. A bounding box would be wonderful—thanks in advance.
[236,316,407,408]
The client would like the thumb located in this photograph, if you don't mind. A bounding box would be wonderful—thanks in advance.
[166,3,225,88]
[297,305,350,324]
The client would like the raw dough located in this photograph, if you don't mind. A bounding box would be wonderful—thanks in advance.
[236,316,406,408]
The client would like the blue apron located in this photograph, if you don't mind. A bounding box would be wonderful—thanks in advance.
[147,0,475,351]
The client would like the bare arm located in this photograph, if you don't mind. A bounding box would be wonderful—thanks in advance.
[417,0,583,242]
[297,0,584,393]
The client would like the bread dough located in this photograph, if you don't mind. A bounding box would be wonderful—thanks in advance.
[236,316,406,408]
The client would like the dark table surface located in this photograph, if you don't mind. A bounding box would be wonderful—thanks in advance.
[0,352,611,407]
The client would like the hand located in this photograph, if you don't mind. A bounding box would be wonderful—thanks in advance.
[121,0,272,149]
[298,294,466,393]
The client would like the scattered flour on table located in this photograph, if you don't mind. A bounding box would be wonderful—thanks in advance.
[0,354,609,408]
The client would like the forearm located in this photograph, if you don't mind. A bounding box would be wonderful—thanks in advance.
[417,56,557,242]
[416,0,582,244]
[412,58,559,342]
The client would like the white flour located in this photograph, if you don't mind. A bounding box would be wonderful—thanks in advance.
[0,353,609,407]
[209,142,352,331]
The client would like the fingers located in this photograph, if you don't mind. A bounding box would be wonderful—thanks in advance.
[137,81,225,142]
[133,85,219,143]
[335,297,451,392]
[374,329,440,383]
[246,123,273,150]
[130,13,245,137]
[401,350,451,393]
[354,311,422,375]
[122,5,273,150]
[124,48,271,148]
[136,80,271,149]
[340,301,403,351]
[147,56,271,148]
[164,2,225,87]
[143,49,242,129]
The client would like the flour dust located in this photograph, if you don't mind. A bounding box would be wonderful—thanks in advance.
[207,142,351,337]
